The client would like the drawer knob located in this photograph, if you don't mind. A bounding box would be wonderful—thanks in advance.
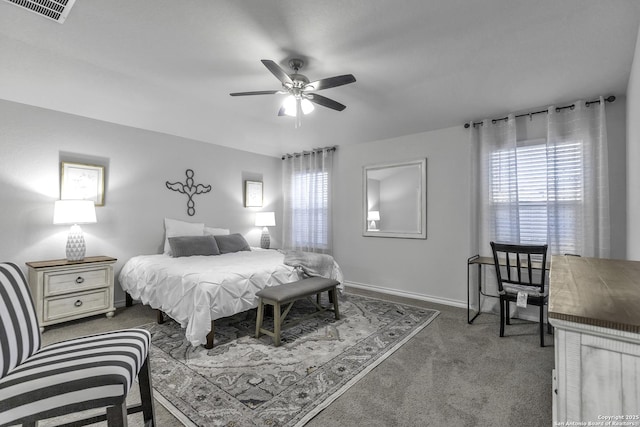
[74,299,83,307]
[75,276,85,284]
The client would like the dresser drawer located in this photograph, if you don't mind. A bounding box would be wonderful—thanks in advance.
[44,267,108,296]
[44,288,111,322]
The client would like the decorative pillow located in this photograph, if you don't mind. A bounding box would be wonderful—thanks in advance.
[214,233,251,254]
[168,235,220,257]
[163,218,205,255]
[204,227,230,236]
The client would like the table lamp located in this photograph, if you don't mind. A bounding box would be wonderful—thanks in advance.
[53,200,97,261]
[255,212,276,249]
[367,211,380,230]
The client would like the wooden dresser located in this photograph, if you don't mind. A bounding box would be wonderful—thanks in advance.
[549,255,640,423]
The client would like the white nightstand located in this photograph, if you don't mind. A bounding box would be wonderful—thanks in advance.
[26,256,117,332]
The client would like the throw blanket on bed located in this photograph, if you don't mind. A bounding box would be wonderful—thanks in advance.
[282,250,339,281]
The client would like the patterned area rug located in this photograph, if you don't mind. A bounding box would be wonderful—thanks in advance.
[144,294,439,426]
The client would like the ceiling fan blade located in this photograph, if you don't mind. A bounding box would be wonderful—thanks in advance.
[261,59,293,85]
[305,74,356,91]
[230,90,281,96]
[307,93,347,111]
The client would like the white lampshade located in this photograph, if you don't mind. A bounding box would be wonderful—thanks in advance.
[255,212,276,227]
[367,211,380,221]
[53,200,97,225]
[282,96,315,117]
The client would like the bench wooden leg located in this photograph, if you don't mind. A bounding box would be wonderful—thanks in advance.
[274,302,282,346]
[205,321,215,349]
[156,310,165,324]
[331,288,340,320]
[255,298,264,338]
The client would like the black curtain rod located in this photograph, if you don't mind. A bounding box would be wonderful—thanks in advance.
[281,146,337,160]
[464,95,616,129]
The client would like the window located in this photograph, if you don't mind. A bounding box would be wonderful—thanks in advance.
[289,170,329,250]
[283,147,334,254]
[490,138,583,254]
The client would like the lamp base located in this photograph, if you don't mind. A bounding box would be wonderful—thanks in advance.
[260,227,271,249]
[66,224,86,261]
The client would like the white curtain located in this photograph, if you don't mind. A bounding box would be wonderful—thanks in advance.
[476,115,519,250]
[282,147,334,254]
[547,98,610,257]
[474,98,610,258]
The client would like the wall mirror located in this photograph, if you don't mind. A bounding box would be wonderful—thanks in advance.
[363,158,427,239]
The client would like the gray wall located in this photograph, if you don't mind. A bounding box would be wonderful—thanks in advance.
[333,126,472,306]
[0,99,282,306]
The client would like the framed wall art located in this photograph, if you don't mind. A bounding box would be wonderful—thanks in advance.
[244,180,263,207]
[60,162,105,206]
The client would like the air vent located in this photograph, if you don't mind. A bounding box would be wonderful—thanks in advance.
[3,0,76,23]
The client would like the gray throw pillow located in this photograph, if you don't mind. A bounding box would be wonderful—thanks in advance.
[168,235,220,257]
[214,233,251,254]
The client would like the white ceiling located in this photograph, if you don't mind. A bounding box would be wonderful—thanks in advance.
[1,0,639,157]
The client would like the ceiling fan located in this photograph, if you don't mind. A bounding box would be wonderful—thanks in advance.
[230,59,356,127]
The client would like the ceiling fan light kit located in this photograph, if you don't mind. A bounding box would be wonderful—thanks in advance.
[230,58,356,128]
[282,96,314,117]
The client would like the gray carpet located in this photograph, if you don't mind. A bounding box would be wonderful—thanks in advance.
[41,288,553,426]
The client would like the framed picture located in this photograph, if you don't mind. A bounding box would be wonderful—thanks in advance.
[244,180,263,207]
[61,162,105,206]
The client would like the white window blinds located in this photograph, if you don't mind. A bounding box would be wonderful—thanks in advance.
[490,139,583,254]
[282,147,334,254]
[290,171,329,249]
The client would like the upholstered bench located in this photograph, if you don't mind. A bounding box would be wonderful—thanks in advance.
[255,277,340,346]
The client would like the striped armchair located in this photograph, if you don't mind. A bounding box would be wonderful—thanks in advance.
[0,262,155,426]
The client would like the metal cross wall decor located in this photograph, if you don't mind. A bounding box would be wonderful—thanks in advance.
[166,169,211,216]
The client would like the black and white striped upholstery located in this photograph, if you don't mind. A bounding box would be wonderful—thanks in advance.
[0,262,41,378]
[0,262,156,426]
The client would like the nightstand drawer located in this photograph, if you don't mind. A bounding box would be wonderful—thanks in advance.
[44,288,110,322]
[44,268,108,296]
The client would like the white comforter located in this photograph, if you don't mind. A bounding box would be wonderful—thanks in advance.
[119,249,343,346]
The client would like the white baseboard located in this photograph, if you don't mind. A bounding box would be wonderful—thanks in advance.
[344,280,467,309]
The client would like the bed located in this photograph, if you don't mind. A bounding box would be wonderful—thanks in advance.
[119,237,344,348]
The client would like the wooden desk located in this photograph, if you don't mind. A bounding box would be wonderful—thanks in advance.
[549,255,640,423]
[467,254,549,324]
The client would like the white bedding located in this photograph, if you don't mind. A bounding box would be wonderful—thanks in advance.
[119,249,343,346]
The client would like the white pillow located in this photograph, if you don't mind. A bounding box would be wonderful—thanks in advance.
[204,226,230,236]
[164,218,205,255]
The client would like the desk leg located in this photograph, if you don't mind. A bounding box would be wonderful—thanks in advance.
[468,261,483,324]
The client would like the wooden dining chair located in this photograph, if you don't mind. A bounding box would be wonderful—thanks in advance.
[489,242,550,347]
[0,262,156,426]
